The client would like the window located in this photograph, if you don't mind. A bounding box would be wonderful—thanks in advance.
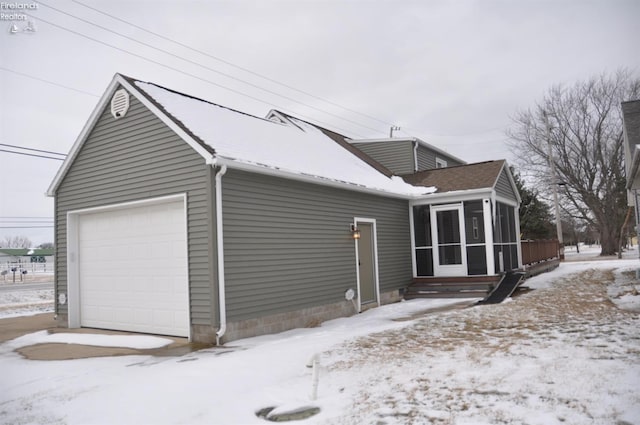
[493,201,519,271]
[413,206,433,276]
[464,200,486,275]
[435,157,447,168]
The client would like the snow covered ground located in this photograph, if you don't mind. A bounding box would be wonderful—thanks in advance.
[1,246,639,424]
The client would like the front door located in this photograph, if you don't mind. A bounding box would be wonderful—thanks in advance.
[431,204,467,276]
[356,221,378,305]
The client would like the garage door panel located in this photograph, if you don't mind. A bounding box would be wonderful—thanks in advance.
[78,199,189,337]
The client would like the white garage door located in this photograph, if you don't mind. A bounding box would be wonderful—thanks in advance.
[78,199,189,337]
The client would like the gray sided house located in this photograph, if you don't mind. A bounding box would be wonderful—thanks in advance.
[623,100,640,243]
[48,73,522,344]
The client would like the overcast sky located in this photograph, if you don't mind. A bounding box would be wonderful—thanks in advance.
[1,0,639,246]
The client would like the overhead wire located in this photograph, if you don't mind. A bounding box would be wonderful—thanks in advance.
[35,2,382,137]
[71,0,393,129]
[0,149,65,160]
[0,143,66,157]
[24,10,367,139]
[0,67,100,98]
[7,5,513,152]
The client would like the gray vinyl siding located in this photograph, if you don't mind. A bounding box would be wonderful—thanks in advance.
[416,145,464,171]
[222,169,411,322]
[352,141,415,175]
[495,168,518,202]
[54,89,214,325]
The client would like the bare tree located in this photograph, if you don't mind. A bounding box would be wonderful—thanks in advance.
[1,235,33,248]
[508,70,640,255]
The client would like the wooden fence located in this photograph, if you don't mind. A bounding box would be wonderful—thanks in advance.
[521,239,559,266]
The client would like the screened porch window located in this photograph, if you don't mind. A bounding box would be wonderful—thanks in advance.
[494,201,518,272]
[464,200,487,275]
[413,206,433,276]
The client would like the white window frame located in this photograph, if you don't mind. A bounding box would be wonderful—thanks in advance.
[435,157,448,168]
[353,217,380,311]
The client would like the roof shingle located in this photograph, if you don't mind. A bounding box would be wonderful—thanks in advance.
[402,160,506,193]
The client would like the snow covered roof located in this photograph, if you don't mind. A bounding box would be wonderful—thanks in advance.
[133,80,433,197]
[47,74,435,198]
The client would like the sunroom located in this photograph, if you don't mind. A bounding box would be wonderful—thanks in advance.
[404,160,522,282]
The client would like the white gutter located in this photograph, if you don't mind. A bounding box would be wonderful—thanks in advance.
[213,156,428,200]
[214,164,228,345]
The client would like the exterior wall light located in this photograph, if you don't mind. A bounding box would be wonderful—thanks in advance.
[350,223,361,239]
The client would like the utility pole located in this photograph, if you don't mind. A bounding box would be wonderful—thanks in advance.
[544,111,564,260]
[389,125,400,138]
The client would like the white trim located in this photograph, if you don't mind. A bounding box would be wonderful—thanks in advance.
[430,203,467,277]
[435,157,448,168]
[353,217,380,310]
[47,74,215,197]
[65,193,191,340]
[514,204,523,269]
[408,206,417,277]
[495,193,519,208]
[411,188,494,206]
[213,157,412,200]
[483,197,496,275]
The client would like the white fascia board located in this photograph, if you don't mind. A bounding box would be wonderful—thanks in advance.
[213,157,414,200]
[349,137,416,144]
[409,188,493,206]
[495,193,519,207]
[47,74,215,197]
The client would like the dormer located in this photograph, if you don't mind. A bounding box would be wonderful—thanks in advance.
[349,137,465,175]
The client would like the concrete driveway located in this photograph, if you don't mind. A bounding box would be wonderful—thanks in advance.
[0,313,207,360]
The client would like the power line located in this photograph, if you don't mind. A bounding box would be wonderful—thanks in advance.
[0,143,66,157]
[35,3,383,136]
[0,220,53,223]
[0,67,100,98]
[0,217,53,219]
[24,11,365,139]
[0,149,65,161]
[0,226,54,229]
[71,0,393,129]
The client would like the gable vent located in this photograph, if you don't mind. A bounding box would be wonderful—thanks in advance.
[111,89,130,119]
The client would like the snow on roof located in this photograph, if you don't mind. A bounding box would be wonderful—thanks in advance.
[134,81,435,197]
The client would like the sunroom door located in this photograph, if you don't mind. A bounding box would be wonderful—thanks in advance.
[431,204,467,276]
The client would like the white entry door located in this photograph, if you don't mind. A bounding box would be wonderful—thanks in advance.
[431,204,467,276]
[76,198,189,337]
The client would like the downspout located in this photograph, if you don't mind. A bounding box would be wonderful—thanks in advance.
[413,140,419,172]
[215,164,228,345]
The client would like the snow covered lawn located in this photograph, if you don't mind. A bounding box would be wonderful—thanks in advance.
[0,289,53,319]
[1,256,639,424]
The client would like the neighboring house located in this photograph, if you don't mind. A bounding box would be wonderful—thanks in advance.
[623,99,640,261]
[0,248,54,265]
[47,73,522,344]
